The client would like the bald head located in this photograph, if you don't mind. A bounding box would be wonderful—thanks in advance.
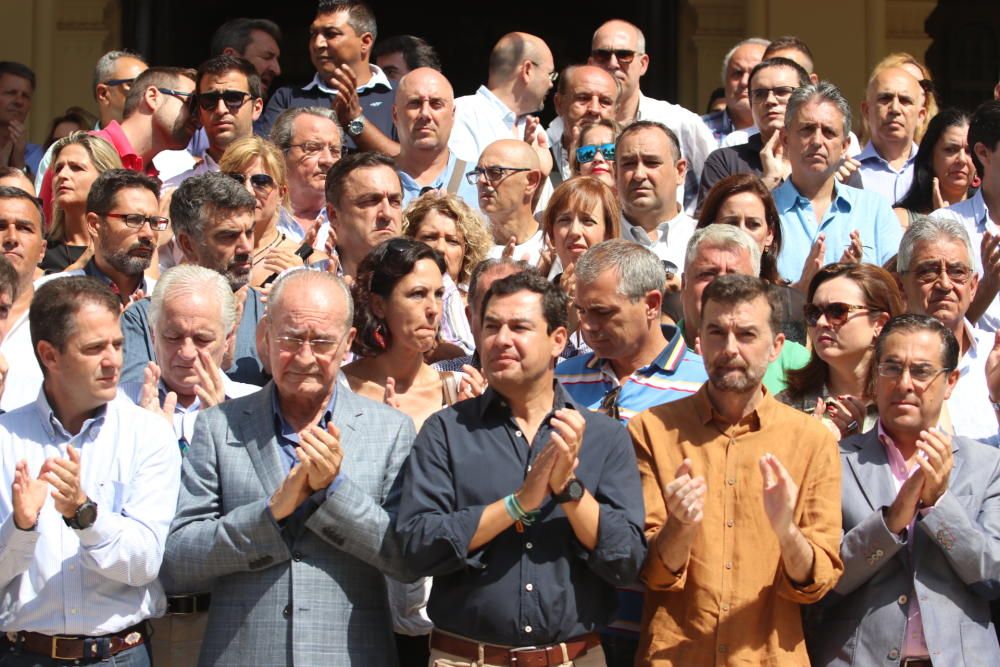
[476,139,542,223]
[555,65,619,140]
[394,67,456,154]
[864,66,926,150]
[488,32,551,81]
[589,19,649,102]
[591,20,645,53]
[481,139,540,170]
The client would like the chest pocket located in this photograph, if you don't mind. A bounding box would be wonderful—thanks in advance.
[93,479,128,514]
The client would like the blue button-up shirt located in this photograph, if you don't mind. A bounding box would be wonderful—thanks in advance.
[398,150,480,209]
[396,382,646,646]
[0,390,180,635]
[555,325,706,423]
[701,107,736,146]
[774,178,902,282]
[857,140,918,207]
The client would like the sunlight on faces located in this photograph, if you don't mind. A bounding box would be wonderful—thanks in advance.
[557,67,617,135]
[236,157,282,226]
[782,99,849,181]
[699,296,781,393]
[864,68,925,146]
[373,257,444,354]
[749,65,800,135]
[577,125,616,187]
[153,290,232,397]
[330,165,403,266]
[287,113,341,197]
[242,30,281,96]
[53,144,101,209]
[681,245,755,331]
[551,202,607,269]
[575,267,658,361]
[0,197,45,279]
[616,127,685,221]
[725,43,766,117]
[91,187,160,276]
[589,21,648,100]
[394,69,455,152]
[412,211,464,282]
[901,238,978,331]
[309,10,369,76]
[933,123,973,198]
[875,329,959,437]
[810,276,886,365]
[181,209,255,290]
[480,290,566,391]
[153,76,197,150]
[199,70,261,153]
[712,192,773,251]
[475,141,538,218]
[40,302,123,410]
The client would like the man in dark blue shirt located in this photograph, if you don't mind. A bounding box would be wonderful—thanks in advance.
[397,271,646,665]
[256,0,397,156]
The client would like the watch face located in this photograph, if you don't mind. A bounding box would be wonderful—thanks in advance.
[347,118,364,136]
[568,479,584,500]
[77,501,98,529]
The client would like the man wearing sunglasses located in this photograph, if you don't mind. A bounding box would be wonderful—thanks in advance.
[589,19,716,213]
[807,314,1000,667]
[545,65,619,185]
[898,215,1000,447]
[164,56,263,190]
[57,170,163,305]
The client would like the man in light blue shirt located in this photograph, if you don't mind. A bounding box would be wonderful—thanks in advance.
[393,68,478,208]
[774,81,902,283]
[857,67,925,206]
[0,276,179,666]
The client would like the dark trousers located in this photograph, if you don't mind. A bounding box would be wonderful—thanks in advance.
[600,632,639,667]
[395,632,431,667]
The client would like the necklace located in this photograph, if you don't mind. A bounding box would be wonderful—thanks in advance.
[252,230,285,265]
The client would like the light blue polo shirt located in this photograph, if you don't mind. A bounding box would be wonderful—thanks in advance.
[774,178,902,282]
[398,150,480,210]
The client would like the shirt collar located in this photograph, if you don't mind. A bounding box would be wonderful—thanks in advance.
[857,140,919,166]
[475,85,517,125]
[691,382,772,429]
[478,379,577,419]
[83,257,147,301]
[303,64,392,95]
[34,386,109,440]
[773,177,852,214]
[398,150,456,191]
[271,381,339,443]
[586,324,688,375]
[95,121,158,178]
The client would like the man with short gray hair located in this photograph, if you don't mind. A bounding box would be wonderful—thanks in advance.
[898,214,1000,446]
[773,81,901,283]
[701,37,770,145]
[555,239,707,666]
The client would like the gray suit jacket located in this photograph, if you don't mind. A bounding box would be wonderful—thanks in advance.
[163,382,416,667]
[807,429,1000,666]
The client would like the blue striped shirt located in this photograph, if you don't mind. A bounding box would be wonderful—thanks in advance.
[555,325,707,423]
[0,390,180,635]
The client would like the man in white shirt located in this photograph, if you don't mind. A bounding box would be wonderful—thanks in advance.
[857,67,925,206]
[615,121,695,271]
[898,214,1000,446]
[0,276,179,666]
[588,19,717,213]
[0,187,48,413]
[475,139,546,266]
[544,65,619,185]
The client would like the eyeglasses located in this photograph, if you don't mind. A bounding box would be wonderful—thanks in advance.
[104,77,136,90]
[876,361,952,385]
[599,385,622,421]
[197,90,254,112]
[465,165,531,185]
[576,143,616,164]
[103,212,170,231]
[749,86,797,103]
[590,49,640,65]
[157,87,194,103]
[803,302,876,327]
[288,141,342,158]
[661,260,678,280]
[905,260,974,286]
[530,62,559,83]
[274,335,340,357]
[226,172,277,192]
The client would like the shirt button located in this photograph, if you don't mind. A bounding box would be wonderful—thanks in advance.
[725,561,732,570]
[525,583,533,592]
[719,644,728,653]
[526,542,533,550]
[68,565,76,571]
[293,552,303,562]
[726,520,734,528]
[524,625,532,634]
[721,603,729,612]
[875,548,885,557]
[516,430,523,438]
[898,594,908,605]
[727,478,736,486]
[888,649,899,660]
[70,608,77,615]
[282,605,292,618]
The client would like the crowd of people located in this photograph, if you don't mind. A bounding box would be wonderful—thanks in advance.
[2,1,1000,666]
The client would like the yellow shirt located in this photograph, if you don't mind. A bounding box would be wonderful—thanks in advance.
[628,386,843,666]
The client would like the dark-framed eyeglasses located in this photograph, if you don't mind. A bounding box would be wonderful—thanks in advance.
[576,143,616,164]
[590,48,640,65]
[749,86,797,103]
[104,212,169,231]
[876,361,952,385]
[599,385,623,421]
[465,165,531,185]
[803,302,876,327]
[226,172,277,192]
[274,335,340,357]
[288,141,342,158]
[904,260,974,286]
[197,89,254,113]
[104,77,136,90]
[157,87,194,104]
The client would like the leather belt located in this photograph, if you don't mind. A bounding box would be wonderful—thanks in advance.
[901,660,932,667]
[430,630,600,667]
[166,593,211,615]
[4,621,147,661]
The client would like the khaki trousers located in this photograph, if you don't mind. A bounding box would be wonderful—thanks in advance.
[148,612,208,667]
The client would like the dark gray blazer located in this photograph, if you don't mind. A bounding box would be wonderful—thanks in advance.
[163,383,416,666]
[807,428,1000,666]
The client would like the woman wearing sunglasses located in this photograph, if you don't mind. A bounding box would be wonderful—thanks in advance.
[218,136,325,287]
[570,119,620,189]
[777,262,903,440]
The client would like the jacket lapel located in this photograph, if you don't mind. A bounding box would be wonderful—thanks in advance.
[231,382,286,498]
[844,430,898,512]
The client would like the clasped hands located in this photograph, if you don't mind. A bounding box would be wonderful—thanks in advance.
[269,423,345,521]
[512,409,585,513]
[11,445,89,530]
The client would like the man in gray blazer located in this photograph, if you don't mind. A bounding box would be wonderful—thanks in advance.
[163,269,416,666]
[808,314,1000,667]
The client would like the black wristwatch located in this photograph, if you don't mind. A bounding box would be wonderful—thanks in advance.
[63,498,98,530]
[553,478,585,504]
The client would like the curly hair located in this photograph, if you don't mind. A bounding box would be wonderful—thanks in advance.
[350,237,447,358]
[403,191,490,286]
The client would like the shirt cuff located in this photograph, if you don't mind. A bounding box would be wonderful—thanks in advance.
[325,474,348,500]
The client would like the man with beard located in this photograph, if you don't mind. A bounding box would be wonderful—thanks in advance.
[120,172,267,386]
[61,170,163,303]
[629,273,843,665]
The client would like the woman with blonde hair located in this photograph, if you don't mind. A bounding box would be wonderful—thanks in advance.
[404,191,490,354]
[219,136,325,287]
[41,131,122,272]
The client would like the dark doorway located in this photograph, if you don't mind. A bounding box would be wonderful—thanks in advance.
[925,0,1000,111]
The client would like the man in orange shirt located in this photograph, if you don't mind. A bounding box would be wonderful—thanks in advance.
[629,273,843,665]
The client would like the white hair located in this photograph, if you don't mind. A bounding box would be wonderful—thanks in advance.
[149,265,236,333]
[685,224,762,276]
[899,214,977,274]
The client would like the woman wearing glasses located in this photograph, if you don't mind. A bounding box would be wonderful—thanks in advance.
[218,136,325,287]
[570,119,620,189]
[777,262,904,440]
[41,132,122,273]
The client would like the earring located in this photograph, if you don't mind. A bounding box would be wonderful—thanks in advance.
[373,321,387,350]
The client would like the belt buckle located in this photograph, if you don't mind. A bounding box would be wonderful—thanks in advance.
[508,644,538,666]
[50,635,75,661]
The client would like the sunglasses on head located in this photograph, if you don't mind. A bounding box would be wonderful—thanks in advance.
[197,90,254,112]
[803,302,876,327]
[226,172,276,191]
[576,143,615,164]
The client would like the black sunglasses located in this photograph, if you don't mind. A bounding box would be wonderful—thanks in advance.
[226,172,276,191]
[197,90,254,112]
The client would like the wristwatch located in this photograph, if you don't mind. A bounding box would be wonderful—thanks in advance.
[346,114,366,137]
[63,498,98,530]
[553,478,585,504]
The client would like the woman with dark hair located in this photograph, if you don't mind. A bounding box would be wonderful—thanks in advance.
[893,108,976,227]
[777,262,904,440]
[342,236,459,429]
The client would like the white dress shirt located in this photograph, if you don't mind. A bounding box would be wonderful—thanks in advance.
[0,308,40,413]
[0,390,180,635]
[162,151,220,191]
[945,319,1000,446]
[620,211,696,272]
